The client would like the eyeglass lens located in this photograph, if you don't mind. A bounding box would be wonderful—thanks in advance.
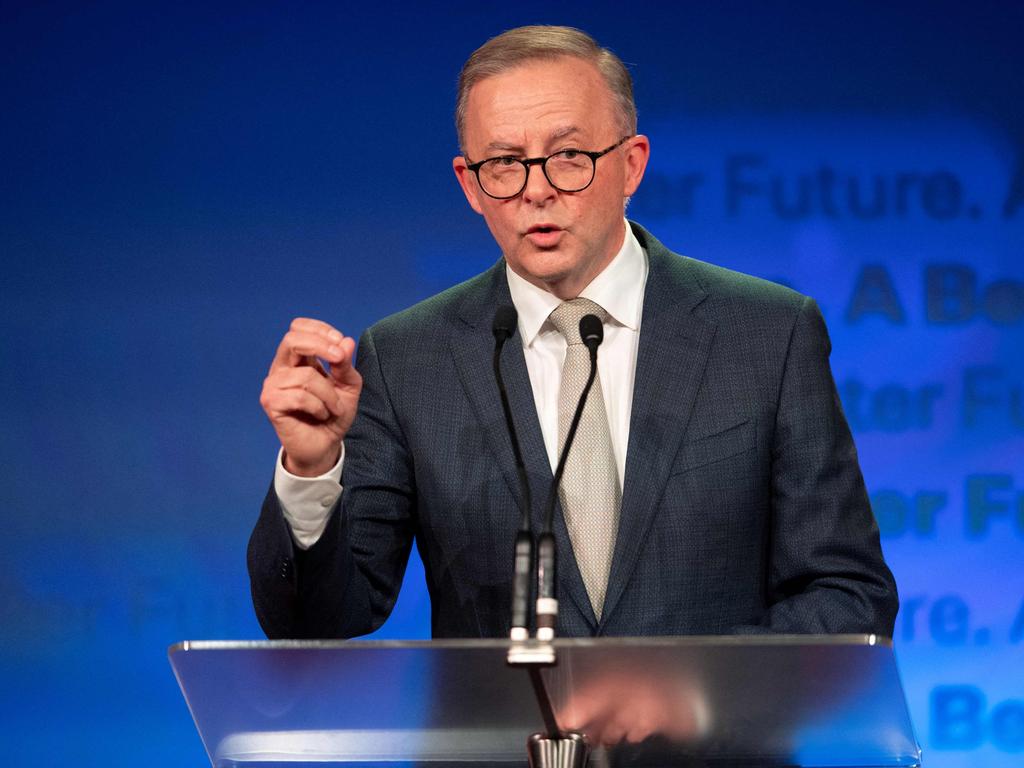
[478,151,593,197]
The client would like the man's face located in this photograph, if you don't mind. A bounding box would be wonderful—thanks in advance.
[453,56,649,300]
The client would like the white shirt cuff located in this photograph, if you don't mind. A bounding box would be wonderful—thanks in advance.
[273,445,344,550]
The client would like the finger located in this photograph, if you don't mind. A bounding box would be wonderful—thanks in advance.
[623,718,656,744]
[293,317,346,367]
[273,330,346,369]
[327,336,360,385]
[268,360,329,386]
[290,317,345,344]
[265,389,333,422]
[558,696,605,733]
[269,367,344,416]
[600,721,627,746]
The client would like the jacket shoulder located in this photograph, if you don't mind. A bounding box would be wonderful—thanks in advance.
[685,256,810,317]
[363,262,503,345]
[632,221,812,323]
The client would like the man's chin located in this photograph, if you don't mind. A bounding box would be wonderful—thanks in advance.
[514,260,575,288]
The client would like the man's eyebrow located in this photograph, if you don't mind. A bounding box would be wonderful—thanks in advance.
[483,127,583,154]
[548,126,582,142]
[483,140,523,153]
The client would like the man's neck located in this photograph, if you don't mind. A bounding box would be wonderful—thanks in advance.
[506,221,646,348]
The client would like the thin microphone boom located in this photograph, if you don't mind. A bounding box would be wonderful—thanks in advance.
[492,305,534,640]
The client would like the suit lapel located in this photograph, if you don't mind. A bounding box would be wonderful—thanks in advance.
[448,264,544,513]
[448,263,597,630]
[600,227,716,626]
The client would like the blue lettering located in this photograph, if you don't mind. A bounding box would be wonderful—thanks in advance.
[992,700,1024,752]
[932,686,985,749]
[1011,598,1024,644]
[725,154,763,216]
[966,475,1013,537]
[926,265,976,323]
[930,595,970,645]
[846,265,906,324]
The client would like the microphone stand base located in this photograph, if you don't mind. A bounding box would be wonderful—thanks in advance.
[527,731,589,768]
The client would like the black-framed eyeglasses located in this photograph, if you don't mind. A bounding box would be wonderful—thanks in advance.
[465,136,632,200]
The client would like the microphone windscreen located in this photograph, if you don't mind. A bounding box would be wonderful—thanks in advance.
[492,305,518,341]
[579,314,604,349]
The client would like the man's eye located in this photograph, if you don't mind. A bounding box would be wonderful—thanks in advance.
[559,149,581,159]
[491,157,519,167]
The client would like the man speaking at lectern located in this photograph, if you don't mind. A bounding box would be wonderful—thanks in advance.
[248,26,897,640]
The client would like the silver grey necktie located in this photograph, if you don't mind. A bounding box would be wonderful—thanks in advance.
[548,298,621,620]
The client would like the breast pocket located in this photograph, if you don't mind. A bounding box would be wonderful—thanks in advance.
[671,419,755,475]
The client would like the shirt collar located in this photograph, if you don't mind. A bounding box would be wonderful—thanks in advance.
[506,221,647,347]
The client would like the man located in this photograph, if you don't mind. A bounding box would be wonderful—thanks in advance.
[249,26,897,640]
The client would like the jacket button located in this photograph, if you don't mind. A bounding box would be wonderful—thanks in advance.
[279,557,293,581]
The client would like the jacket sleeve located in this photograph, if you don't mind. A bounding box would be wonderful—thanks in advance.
[735,297,899,636]
[247,327,417,639]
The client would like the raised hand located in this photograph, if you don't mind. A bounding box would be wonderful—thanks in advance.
[260,317,363,477]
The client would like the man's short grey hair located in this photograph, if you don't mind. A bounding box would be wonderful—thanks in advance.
[455,25,637,153]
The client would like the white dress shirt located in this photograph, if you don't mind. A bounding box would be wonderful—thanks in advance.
[506,224,647,483]
[275,223,648,549]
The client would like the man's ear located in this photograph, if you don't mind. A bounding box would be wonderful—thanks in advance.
[622,135,651,197]
[453,156,485,215]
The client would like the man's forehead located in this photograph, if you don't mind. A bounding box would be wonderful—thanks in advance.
[483,125,586,152]
[463,57,615,150]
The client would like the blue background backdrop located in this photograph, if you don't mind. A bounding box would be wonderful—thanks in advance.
[2,1,1022,765]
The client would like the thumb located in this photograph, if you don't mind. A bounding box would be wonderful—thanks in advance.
[329,336,360,385]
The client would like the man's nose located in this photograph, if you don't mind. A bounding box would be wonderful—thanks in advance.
[522,161,557,203]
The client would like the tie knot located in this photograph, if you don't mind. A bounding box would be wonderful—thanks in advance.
[548,298,608,345]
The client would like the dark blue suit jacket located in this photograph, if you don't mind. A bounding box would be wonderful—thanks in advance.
[248,223,897,639]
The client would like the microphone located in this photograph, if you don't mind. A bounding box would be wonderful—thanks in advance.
[579,313,604,355]
[492,305,534,641]
[537,313,604,641]
[493,305,517,344]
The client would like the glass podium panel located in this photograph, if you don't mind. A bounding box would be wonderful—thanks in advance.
[171,639,540,765]
[169,635,920,767]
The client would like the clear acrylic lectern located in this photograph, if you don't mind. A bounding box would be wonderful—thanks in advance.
[169,635,920,767]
